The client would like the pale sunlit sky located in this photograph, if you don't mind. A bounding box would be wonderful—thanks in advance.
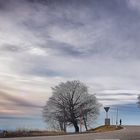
[0,0,140,130]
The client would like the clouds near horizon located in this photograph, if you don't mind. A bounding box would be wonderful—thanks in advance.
[0,0,140,128]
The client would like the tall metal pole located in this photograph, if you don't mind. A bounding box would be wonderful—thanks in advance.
[116,108,118,128]
[104,107,110,126]
[106,111,108,118]
[112,115,113,125]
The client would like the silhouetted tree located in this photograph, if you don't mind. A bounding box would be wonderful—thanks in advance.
[43,80,101,133]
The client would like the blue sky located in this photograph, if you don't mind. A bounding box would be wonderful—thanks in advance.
[0,0,140,130]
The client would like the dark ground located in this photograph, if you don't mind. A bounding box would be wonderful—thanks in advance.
[0,126,140,140]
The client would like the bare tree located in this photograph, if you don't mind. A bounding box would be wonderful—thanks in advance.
[43,80,101,133]
[43,100,66,131]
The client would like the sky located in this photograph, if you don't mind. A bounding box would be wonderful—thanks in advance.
[0,0,140,130]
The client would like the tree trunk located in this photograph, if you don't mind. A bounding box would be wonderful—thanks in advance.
[59,122,64,131]
[83,117,88,131]
[63,122,66,132]
[73,122,79,133]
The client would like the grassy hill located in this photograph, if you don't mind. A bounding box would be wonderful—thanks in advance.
[88,125,123,133]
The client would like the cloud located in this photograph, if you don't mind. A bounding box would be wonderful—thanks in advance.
[127,0,140,11]
[0,0,140,129]
[0,44,27,53]
[0,90,41,108]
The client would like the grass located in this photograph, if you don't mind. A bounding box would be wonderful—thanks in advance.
[0,130,65,138]
[88,125,123,133]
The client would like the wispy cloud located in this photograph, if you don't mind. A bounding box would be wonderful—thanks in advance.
[0,0,140,129]
[0,90,41,108]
